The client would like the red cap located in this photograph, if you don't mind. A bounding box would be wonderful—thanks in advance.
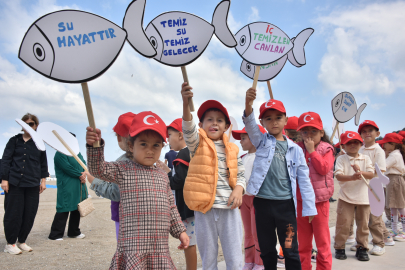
[167,118,182,138]
[398,131,405,139]
[334,142,340,148]
[284,116,298,130]
[340,131,363,145]
[113,112,136,137]
[297,112,323,131]
[378,133,405,145]
[358,120,379,134]
[259,99,286,119]
[232,125,266,140]
[197,100,230,124]
[129,111,167,142]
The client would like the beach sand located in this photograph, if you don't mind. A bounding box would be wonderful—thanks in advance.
[0,179,340,269]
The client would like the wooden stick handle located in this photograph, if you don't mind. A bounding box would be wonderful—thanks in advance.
[81,82,100,148]
[181,66,195,112]
[331,122,339,143]
[249,66,261,105]
[267,80,274,99]
[337,126,343,150]
[360,174,380,202]
[52,130,88,171]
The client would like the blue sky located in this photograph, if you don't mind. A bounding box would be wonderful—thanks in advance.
[1,0,404,174]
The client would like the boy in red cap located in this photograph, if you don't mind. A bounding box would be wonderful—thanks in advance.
[233,125,266,270]
[181,83,246,269]
[284,116,301,143]
[244,89,317,270]
[334,131,374,261]
[296,112,334,270]
[85,111,189,269]
[156,118,197,270]
[88,112,135,241]
[379,133,405,241]
[355,120,394,254]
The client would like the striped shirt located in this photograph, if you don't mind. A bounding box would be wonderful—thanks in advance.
[183,119,246,209]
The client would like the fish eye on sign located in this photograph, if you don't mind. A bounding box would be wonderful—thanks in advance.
[123,0,236,67]
[19,10,127,83]
[331,91,367,126]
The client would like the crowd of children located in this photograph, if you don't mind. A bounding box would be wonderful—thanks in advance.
[82,83,405,270]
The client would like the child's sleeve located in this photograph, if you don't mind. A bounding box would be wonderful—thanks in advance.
[87,141,123,185]
[235,157,246,192]
[296,148,318,217]
[242,110,263,148]
[334,156,345,176]
[375,148,387,172]
[386,153,395,171]
[90,180,120,202]
[308,148,335,176]
[167,179,186,238]
[182,118,200,158]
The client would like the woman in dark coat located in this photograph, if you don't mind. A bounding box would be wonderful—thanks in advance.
[1,113,48,255]
[48,140,88,241]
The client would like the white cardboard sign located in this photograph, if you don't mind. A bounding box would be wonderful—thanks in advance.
[234,22,313,66]
[369,163,389,217]
[123,0,236,67]
[227,116,238,143]
[16,120,79,156]
[331,92,367,126]
[19,10,127,83]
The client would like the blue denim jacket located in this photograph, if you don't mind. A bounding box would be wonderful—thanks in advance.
[243,111,317,217]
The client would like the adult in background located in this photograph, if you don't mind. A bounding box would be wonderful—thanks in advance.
[164,145,178,170]
[48,133,88,241]
[1,113,48,255]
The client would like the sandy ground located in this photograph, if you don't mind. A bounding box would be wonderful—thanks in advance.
[0,180,340,269]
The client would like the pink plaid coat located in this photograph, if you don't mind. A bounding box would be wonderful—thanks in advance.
[87,145,186,270]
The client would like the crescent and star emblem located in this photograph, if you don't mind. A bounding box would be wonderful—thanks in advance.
[143,115,159,125]
[303,115,314,122]
[265,101,276,108]
[347,133,354,138]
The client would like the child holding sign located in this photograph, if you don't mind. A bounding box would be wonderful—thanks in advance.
[181,83,246,269]
[380,133,405,241]
[334,132,374,261]
[244,88,317,270]
[86,111,189,269]
[296,112,334,270]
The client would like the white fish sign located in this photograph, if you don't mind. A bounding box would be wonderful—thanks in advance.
[123,0,236,66]
[369,163,389,217]
[240,29,313,81]
[19,10,127,83]
[15,120,80,156]
[331,92,367,125]
[235,22,313,66]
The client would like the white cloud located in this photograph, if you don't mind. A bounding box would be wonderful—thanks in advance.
[316,1,405,95]
[247,7,260,23]
[2,126,22,138]
[227,11,243,33]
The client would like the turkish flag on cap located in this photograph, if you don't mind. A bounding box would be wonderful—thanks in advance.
[340,131,363,145]
[129,111,167,142]
[297,112,323,131]
[259,99,286,119]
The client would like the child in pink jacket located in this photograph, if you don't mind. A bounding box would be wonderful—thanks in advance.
[296,112,334,270]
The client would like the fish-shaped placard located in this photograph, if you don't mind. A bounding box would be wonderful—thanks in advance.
[16,120,79,156]
[331,92,367,125]
[123,0,236,66]
[240,29,313,81]
[234,22,314,66]
[369,163,389,217]
[19,10,127,83]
